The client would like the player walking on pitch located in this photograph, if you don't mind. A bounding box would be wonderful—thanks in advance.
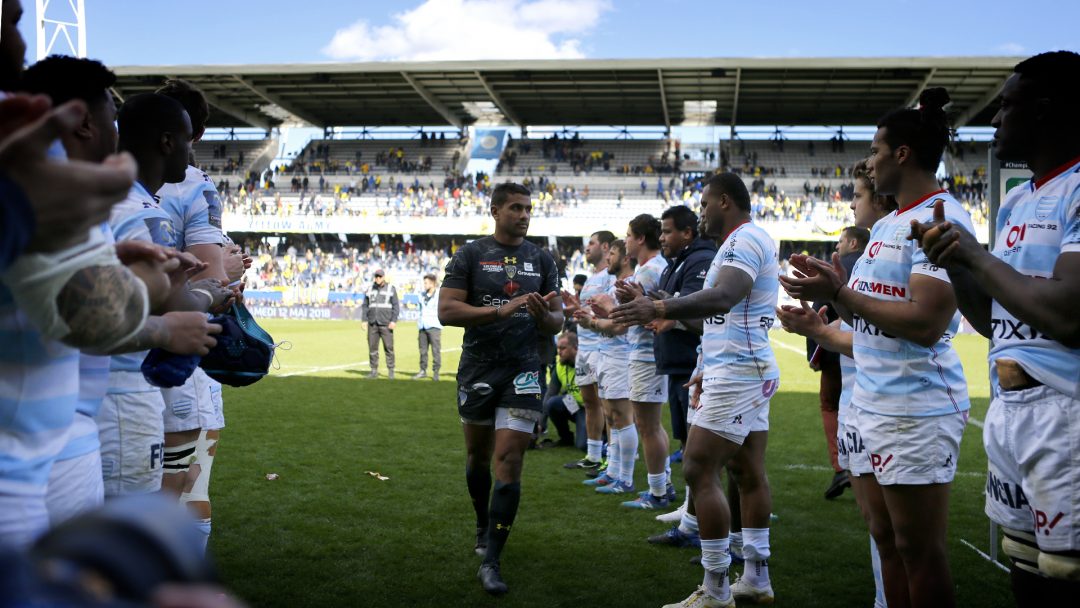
[439,182,563,595]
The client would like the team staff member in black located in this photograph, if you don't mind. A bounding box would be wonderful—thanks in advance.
[439,182,563,596]
[653,206,716,461]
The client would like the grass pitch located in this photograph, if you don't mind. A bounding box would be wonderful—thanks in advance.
[211,320,1011,607]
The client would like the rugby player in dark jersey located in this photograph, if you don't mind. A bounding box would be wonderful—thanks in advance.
[439,182,563,595]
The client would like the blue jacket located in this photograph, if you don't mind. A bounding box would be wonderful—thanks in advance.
[654,238,717,375]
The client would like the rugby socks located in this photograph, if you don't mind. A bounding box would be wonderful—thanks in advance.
[678,511,699,536]
[742,528,771,587]
[870,535,886,608]
[607,427,622,481]
[729,530,744,562]
[586,439,603,462]
[700,537,732,602]
[465,466,492,530]
[484,480,521,565]
[194,518,211,555]
[619,423,638,485]
[648,473,666,498]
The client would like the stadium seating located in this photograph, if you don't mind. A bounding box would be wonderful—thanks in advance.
[194,138,277,179]
[286,138,469,176]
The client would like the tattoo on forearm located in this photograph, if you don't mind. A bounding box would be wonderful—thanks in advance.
[106,316,169,354]
[57,265,146,349]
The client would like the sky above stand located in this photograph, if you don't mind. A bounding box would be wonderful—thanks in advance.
[20,0,1077,66]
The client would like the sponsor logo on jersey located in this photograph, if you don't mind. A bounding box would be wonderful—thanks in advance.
[524,262,534,271]
[852,315,897,338]
[1005,223,1027,248]
[852,280,907,298]
[991,317,1042,341]
[504,257,518,265]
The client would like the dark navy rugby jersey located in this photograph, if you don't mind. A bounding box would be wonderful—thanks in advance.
[442,237,559,362]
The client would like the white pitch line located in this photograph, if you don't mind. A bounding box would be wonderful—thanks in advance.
[960,538,1010,573]
[276,361,369,378]
[770,336,807,356]
[969,417,984,429]
[275,347,461,378]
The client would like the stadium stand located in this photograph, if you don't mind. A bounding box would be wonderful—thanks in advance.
[193,138,277,177]
[284,136,469,176]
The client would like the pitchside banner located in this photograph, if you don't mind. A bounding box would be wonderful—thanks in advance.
[988,147,1032,245]
[246,293,423,321]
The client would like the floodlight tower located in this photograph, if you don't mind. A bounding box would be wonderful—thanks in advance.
[35,0,87,60]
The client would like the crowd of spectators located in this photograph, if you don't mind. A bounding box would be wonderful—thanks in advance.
[496,134,684,176]
[283,135,465,177]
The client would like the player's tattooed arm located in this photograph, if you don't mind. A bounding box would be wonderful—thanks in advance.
[611,266,752,326]
[56,264,147,350]
[100,311,221,356]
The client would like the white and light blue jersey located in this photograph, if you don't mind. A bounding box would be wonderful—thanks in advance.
[989,156,1080,398]
[700,222,780,386]
[837,321,856,424]
[577,268,616,353]
[157,165,224,251]
[0,287,78,497]
[601,282,631,359]
[848,190,971,416]
[57,224,115,462]
[628,254,669,362]
[108,182,177,375]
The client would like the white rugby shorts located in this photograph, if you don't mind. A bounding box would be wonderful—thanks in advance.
[575,349,600,386]
[847,404,966,486]
[597,352,630,400]
[692,378,778,444]
[162,368,224,433]
[629,360,668,403]
[984,384,1080,552]
[0,492,48,550]
[837,418,873,476]
[46,447,104,525]
[460,407,538,434]
[97,371,166,497]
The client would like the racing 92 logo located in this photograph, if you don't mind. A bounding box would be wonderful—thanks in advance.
[867,241,883,258]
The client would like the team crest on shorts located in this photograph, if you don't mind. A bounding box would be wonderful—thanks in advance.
[513,371,541,395]
[171,400,193,420]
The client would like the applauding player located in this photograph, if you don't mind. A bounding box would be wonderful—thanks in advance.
[914,52,1080,605]
[781,88,970,608]
[613,173,780,608]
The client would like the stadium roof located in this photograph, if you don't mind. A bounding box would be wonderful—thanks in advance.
[111,57,1020,131]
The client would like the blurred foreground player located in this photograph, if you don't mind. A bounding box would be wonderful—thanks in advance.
[439,182,562,595]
